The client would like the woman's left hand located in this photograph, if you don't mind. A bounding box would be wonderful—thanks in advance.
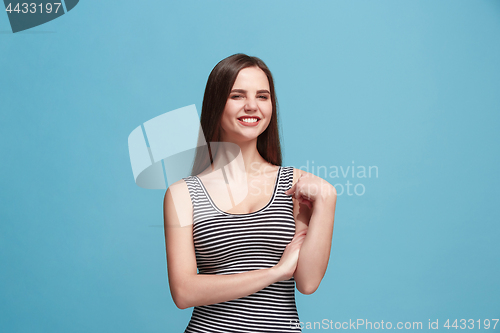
[284,173,336,210]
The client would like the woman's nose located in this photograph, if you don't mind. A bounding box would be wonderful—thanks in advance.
[244,97,258,111]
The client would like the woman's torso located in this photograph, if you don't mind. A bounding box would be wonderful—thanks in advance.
[182,166,301,332]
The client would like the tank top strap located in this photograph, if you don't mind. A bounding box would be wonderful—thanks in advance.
[273,166,295,201]
[182,176,203,205]
[182,176,219,221]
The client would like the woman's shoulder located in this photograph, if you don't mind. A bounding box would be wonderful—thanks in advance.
[166,177,190,189]
[288,167,314,176]
[288,167,334,188]
[165,177,194,201]
[286,167,309,183]
[164,178,194,228]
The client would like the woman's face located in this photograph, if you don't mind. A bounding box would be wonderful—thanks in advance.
[220,66,273,143]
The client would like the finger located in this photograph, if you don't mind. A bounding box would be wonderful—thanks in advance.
[294,239,305,248]
[286,173,309,195]
[292,234,307,245]
[296,229,307,236]
[290,234,304,244]
[290,229,307,244]
[297,190,311,201]
[294,190,301,199]
[296,232,307,240]
[289,232,306,245]
[296,189,312,202]
[296,198,311,209]
[285,183,296,196]
[294,232,306,240]
[289,235,306,247]
[289,238,305,252]
[296,195,313,209]
[297,230,308,238]
[293,228,306,235]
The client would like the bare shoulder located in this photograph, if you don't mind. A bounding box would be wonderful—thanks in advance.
[291,167,304,184]
[292,167,337,196]
[291,167,323,181]
[163,178,193,228]
[164,178,190,206]
[293,168,308,179]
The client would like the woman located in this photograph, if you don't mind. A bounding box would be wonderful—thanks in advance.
[163,54,337,332]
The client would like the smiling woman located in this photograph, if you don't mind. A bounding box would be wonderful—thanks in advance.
[221,66,273,142]
[163,54,337,333]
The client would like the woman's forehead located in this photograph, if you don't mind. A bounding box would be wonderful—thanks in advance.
[232,67,270,90]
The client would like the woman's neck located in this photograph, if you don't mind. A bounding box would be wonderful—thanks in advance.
[210,139,270,179]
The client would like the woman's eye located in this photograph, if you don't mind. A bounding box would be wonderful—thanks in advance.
[258,95,269,100]
[230,95,242,99]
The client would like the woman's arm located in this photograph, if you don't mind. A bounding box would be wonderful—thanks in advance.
[164,180,306,309]
[286,168,337,295]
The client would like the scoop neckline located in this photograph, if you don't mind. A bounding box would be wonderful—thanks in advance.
[193,166,282,216]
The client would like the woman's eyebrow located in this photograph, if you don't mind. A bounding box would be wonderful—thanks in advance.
[230,89,270,94]
[231,89,246,93]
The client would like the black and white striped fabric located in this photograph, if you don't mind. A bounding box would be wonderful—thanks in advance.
[182,166,301,333]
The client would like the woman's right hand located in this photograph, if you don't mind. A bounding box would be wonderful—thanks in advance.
[274,229,307,281]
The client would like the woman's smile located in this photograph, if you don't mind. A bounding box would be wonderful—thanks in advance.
[237,116,261,126]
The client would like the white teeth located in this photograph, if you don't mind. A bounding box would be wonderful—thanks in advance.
[240,118,258,123]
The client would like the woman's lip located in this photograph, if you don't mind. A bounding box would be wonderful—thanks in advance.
[237,118,260,127]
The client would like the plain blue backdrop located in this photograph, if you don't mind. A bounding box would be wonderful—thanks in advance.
[1,1,499,332]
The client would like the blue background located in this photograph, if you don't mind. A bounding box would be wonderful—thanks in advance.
[1,1,499,332]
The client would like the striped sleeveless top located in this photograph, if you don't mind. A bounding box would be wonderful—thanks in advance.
[182,166,301,333]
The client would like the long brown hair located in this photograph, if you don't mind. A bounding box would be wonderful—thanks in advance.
[190,54,282,176]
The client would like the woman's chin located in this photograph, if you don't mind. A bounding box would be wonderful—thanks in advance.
[223,133,261,144]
